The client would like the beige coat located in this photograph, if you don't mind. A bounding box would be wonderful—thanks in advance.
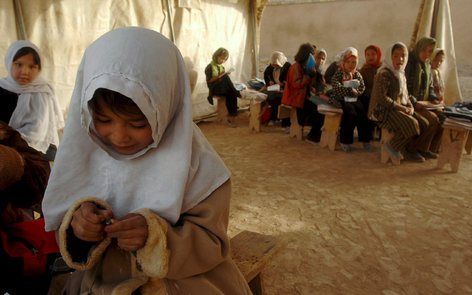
[59,180,251,294]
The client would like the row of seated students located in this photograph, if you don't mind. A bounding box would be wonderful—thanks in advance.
[261,38,446,163]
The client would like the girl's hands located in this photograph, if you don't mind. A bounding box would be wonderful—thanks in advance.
[71,202,113,242]
[105,213,148,251]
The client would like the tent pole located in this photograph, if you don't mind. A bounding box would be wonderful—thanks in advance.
[165,0,175,42]
[13,0,27,39]
[250,1,258,78]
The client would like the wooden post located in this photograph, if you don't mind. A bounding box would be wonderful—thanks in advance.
[249,100,262,132]
[380,128,400,165]
[319,112,342,151]
[289,107,303,140]
[437,126,469,172]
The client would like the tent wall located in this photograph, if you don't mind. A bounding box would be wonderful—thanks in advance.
[0,0,254,119]
[451,0,472,99]
[260,0,421,69]
[411,0,461,103]
[172,0,254,119]
[0,1,17,77]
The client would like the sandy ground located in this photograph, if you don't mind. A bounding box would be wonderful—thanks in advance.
[198,114,472,295]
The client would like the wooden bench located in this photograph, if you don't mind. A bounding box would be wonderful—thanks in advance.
[465,131,472,155]
[437,120,472,172]
[277,104,303,140]
[380,128,401,165]
[214,96,228,124]
[231,230,280,295]
[319,110,342,151]
[289,107,303,140]
[249,100,263,132]
[49,230,279,294]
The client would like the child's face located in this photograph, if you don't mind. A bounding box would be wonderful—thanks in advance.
[93,99,154,155]
[343,56,358,73]
[419,44,435,62]
[365,49,378,65]
[392,47,407,70]
[315,53,326,68]
[431,53,445,70]
[11,53,40,85]
[217,54,228,65]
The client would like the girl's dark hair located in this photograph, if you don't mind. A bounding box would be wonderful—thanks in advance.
[13,47,41,70]
[88,88,145,118]
[294,43,315,64]
[212,48,229,63]
[391,43,406,55]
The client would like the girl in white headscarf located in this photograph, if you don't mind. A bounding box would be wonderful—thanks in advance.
[369,42,422,162]
[329,47,368,152]
[42,27,251,294]
[0,41,64,160]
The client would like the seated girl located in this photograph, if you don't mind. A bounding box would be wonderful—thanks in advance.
[205,48,241,126]
[369,42,422,162]
[430,48,446,104]
[359,45,382,144]
[262,51,291,126]
[405,37,442,157]
[329,47,369,152]
[0,41,64,161]
[41,27,251,294]
[281,43,324,143]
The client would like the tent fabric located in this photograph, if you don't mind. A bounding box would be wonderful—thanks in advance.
[171,0,255,119]
[410,0,462,104]
[1,0,254,120]
[0,1,17,78]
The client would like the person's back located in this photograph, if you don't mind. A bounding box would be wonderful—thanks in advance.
[0,122,56,294]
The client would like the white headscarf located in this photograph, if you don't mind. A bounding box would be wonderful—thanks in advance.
[42,27,231,231]
[334,47,357,64]
[380,42,410,105]
[270,51,287,68]
[0,40,64,153]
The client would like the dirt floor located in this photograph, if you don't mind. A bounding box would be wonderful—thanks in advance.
[198,115,472,295]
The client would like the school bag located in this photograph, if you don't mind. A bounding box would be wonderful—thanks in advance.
[0,217,59,277]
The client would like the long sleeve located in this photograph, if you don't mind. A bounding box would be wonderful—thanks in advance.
[370,70,395,111]
[330,70,364,106]
[263,65,273,85]
[279,62,291,88]
[288,64,311,90]
[137,180,233,280]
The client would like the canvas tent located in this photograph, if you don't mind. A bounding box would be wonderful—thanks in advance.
[0,0,463,121]
[1,0,270,119]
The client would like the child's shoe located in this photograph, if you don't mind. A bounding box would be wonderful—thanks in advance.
[340,143,352,153]
[207,96,214,105]
[363,142,373,152]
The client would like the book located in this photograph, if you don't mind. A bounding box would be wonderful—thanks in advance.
[267,84,280,92]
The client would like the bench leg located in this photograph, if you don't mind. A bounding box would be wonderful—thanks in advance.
[289,108,303,140]
[249,101,262,132]
[437,127,468,172]
[320,113,341,151]
[216,97,228,123]
[465,131,472,155]
[380,128,400,165]
[248,273,264,295]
